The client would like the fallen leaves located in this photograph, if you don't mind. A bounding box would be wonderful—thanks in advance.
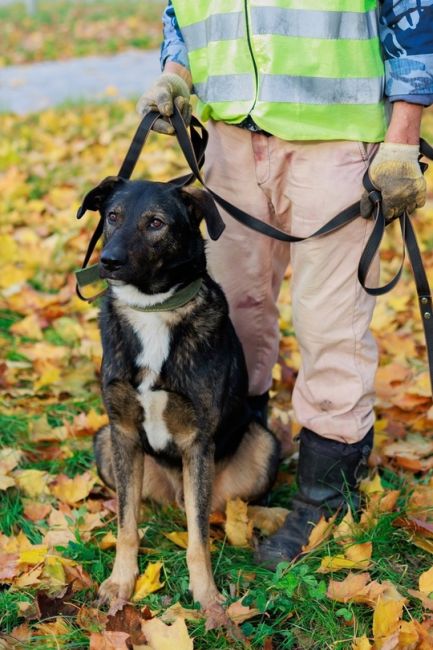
[225,498,253,547]
[141,617,194,650]
[51,471,97,505]
[132,562,165,602]
[1,99,433,649]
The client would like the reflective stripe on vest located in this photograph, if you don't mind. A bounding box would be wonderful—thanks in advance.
[171,1,387,142]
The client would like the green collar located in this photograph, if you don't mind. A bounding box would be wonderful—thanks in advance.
[124,277,203,312]
[75,263,203,310]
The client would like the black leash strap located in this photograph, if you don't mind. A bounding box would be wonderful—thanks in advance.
[76,106,433,394]
[170,106,362,243]
[357,138,433,392]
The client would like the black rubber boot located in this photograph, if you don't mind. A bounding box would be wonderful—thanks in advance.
[248,392,269,428]
[255,426,373,569]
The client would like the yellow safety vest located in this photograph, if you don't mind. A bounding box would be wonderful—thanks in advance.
[170,0,387,142]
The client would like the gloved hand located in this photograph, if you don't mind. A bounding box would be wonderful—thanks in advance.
[136,72,192,135]
[361,142,426,221]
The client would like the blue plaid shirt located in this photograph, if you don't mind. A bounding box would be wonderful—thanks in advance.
[160,0,433,106]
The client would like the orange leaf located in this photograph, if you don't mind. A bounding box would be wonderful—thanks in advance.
[89,631,130,650]
[326,572,371,603]
[344,542,372,564]
[51,471,96,505]
[407,588,433,612]
[302,514,336,553]
[227,597,260,624]
[0,552,18,581]
[23,501,51,522]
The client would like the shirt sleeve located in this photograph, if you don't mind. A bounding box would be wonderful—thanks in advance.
[379,0,433,106]
[160,1,190,71]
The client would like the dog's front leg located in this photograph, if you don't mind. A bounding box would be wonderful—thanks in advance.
[183,442,223,612]
[99,427,143,605]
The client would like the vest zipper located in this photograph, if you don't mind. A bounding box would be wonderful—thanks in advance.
[243,0,259,115]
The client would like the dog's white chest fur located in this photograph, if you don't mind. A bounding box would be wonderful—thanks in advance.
[116,289,174,452]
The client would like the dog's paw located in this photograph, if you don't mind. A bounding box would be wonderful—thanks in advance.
[98,574,136,606]
[204,599,229,631]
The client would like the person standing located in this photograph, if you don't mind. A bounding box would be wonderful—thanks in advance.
[137,1,432,567]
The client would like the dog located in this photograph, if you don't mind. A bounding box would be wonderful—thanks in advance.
[80,176,280,613]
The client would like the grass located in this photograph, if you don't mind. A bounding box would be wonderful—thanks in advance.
[0,0,165,66]
[1,99,433,647]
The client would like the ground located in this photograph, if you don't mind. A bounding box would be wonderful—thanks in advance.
[2,4,433,649]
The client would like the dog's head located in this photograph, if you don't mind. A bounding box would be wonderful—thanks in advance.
[79,178,223,294]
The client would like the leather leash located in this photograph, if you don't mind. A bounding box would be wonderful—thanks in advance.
[75,106,433,393]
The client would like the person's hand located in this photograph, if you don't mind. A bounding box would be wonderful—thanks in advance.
[361,142,426,221]
[136,72,192,135]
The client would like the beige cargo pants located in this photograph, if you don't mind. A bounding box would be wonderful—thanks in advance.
[205,120,379,444]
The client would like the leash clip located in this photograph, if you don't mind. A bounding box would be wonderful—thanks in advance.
[368,189,381,206]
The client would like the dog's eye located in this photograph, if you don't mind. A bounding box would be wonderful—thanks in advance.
[107,211,119,225]
[148,217,164,230]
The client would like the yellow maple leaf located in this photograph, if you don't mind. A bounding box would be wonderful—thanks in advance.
[344,542,372,564]
[132,561,164,601]
[98,531,117,550]
[18,545,48,565]
[302,514,336,553]
[399,620,419,647]
[0,234,19,263]
[0,474,16,491]
[43,509,75,548]
[360,473,384,496]
[419,565,433,595]
[51,472,96,505]
[34,362,61,391]
[318,553,372,574]
[10,314,43,340]
[351,635,372,650]
[42,555,66,587]
[34,616,70,639]
[0,265,30,289]
[372,597,405,649]
[14,469,50,498]
[2,530,32,554]
[163,531,189,549]
[0,448,23,474]
[225,498,253,547]
[334,507,357,545]
[14,565,43,588]
[85,409,109,432]
[141,617,193,650]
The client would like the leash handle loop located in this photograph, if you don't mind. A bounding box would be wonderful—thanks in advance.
[169,105,361,243]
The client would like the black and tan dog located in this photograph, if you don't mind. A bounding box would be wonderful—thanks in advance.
[81,177,280,613]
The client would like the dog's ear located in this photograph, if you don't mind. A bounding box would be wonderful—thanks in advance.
[77,176,125,219]
[181,187,225,240]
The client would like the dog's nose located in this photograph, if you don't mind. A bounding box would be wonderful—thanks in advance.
[100,248,128,271]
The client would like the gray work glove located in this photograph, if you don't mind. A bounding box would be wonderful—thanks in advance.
[136,72,192,135]
[360,142,426,221]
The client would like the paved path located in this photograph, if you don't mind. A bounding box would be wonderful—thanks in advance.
[0,49,160,114]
